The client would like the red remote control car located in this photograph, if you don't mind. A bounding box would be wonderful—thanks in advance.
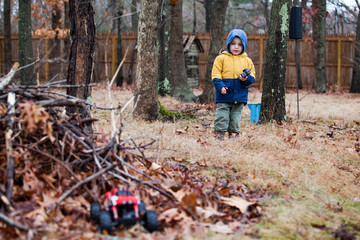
[90,187,158,233]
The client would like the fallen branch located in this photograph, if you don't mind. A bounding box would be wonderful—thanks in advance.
[300,120,357,131]
[6,93,16,201]
[0,212,29,231]
[0,63,19,90]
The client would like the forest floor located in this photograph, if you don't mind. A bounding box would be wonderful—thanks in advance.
[90,86,360,240]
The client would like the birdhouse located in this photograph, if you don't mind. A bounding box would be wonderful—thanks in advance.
[183,35,204,89]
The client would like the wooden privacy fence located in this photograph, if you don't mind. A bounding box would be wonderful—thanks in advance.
[0,33,355,89]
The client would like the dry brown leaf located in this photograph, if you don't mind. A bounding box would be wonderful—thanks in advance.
[221,196,256,213]
[150,162,162,172]
[195,206,225,219]
[200,222,234,234]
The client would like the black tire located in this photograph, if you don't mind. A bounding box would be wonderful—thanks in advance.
[138,200,146,213]
[90,202,101,222]
[144,210,158,232]
[99,211,113,234]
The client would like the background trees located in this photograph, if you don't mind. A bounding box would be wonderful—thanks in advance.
[66,0,96,130]
[198,0,229,103]
[312,0,327,93]
[3,0,12,73]
[169,0,194,102]
[18,0,35,85]
[260,0,291,123]
[133,0,159,120]
[350,5,360,93]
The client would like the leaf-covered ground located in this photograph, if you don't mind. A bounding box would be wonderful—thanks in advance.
[1,85,359,240]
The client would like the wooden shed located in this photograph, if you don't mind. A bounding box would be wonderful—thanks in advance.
[183,35,204,88]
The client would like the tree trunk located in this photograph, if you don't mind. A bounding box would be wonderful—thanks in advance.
[131,0,138,32]
[312,0,327,93]
[350,10,360,93]
[294,0,302,89]
[260,0,291,123]
[263,0,270,32]
[204,0,215,32]
[116,1,124,87]
[158,0,171,96]
[66,0,96,131]
[18,0,35,85]
[49,5,61,81]
[63,1,71,77]
[134,0,159,121]
[193,0,196,34]
[198,0,229,103]
[4,0,12,73]
[169,0,194,102]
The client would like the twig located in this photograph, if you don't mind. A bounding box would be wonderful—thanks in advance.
[6,92,15,201]
[0,212,29,231]
[47,164,117,214]
[300,120,355,131]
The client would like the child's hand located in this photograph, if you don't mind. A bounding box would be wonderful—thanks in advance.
[238,76,248,81]
[221,87,228,94]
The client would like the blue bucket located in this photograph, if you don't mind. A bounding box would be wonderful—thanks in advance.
[248,103,261,123]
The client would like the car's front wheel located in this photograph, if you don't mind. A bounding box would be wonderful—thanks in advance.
[99,211,113,234]
[144,210,158,232]
[90,202,101,222]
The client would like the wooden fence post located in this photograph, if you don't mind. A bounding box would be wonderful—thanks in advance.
[337,38,342,87]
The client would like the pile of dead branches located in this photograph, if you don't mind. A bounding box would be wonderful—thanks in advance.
[0,81,264,239]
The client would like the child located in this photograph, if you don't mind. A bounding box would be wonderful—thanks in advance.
[212,29,256,140]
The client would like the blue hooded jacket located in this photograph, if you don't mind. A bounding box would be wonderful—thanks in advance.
[212,29,256,104]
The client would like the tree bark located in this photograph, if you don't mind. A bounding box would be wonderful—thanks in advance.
[49,4,61,81]
[63,1,71,76]
[18,0,35,85]
[350,10,360,93]
[158,0,171,96]
[169,0,194,102]
[4,0,12,73]
[134,0,159,121]
[66,0,96,131]
[294,0,302,89]
[312,0,327,93]
[198,0,229,103]
[193,0,196,34]
[260,0,291,123]
[116,0,125,87]
[204,0,215,32]
[131,0,138,32]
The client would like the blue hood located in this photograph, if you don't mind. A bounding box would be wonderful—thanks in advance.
[226,29,247,54]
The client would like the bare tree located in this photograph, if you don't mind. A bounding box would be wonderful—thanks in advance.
[312,0,327,93]
[260,0,291,123]
[18,0,35,85]
[116,0,125,87]
[66,0,96,133]
[204,0,215,32]
[49,4,61,81]
[4,0,12,73]
[198,0,229,103]
[350,1,360,93]
[134,0,159,120]
[169,0,194,101]
[158,0,171,96]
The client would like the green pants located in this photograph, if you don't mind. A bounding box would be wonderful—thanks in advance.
[214,102,244,134]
